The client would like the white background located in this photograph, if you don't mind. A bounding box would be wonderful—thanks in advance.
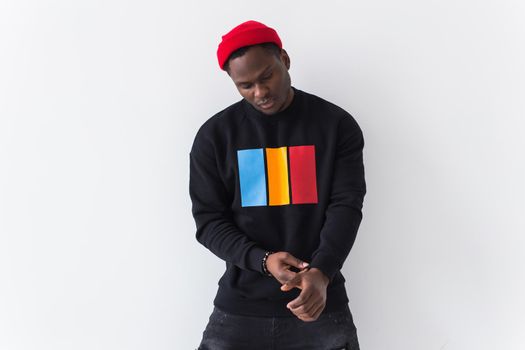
[1,0,524,349]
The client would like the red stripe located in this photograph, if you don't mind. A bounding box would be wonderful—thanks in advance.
[289,145,318,204]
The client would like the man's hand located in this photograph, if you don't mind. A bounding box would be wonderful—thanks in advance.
[265,252,310,285]
[280,267,330,322]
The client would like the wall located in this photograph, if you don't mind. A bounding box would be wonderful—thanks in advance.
[1,0,524,349]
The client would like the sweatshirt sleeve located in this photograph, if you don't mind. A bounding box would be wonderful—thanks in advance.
[309,115,367,283]
[189,128,268,273]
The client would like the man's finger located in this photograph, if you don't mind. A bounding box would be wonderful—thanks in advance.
[292,301,316,319]
[280,282,298,292]
[311,302,325,320]
[280,272,304,291]
[280,266,312,291]
[287,289,312,310]
[294,300,324,322]
[283,254,309,270]
[277,269,298,285]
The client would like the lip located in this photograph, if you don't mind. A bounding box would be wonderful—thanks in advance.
[257,98,275,110]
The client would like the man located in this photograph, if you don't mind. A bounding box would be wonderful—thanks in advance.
[189,20,366,350]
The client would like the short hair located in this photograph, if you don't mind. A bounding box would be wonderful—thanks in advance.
[224,42,282,73]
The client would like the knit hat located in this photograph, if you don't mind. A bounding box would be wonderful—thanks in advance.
[217,20,282,70]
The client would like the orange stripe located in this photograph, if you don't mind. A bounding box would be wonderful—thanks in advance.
[265,147,290,206]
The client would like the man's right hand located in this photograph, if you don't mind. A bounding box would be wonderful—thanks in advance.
[265,252,310,285]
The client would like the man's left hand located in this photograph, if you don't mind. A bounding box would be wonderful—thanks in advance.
[280,267,330,322]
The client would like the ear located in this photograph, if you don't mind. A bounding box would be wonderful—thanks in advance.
[280,49,291,70]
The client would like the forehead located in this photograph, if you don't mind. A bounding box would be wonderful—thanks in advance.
[228,46,280,82]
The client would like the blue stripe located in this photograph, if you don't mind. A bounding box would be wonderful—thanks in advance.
[237,148,267,207]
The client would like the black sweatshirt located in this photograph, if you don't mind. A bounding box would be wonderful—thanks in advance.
[189,87,366,317]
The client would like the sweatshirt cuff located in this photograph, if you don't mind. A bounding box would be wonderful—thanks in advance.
[309,253,341,283]
[246,246,268,274]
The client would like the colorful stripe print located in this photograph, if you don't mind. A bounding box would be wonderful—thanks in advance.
[237,145,318,207]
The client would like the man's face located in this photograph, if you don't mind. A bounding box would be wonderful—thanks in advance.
[227,45,293,115]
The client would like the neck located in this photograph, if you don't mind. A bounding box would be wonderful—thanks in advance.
[281,87,294,111]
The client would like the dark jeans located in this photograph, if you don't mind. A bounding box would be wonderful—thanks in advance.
[197,304,360,350]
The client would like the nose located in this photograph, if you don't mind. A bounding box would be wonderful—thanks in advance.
[254,83,268,100]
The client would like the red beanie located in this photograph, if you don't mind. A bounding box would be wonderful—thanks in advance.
[217,20,282,70]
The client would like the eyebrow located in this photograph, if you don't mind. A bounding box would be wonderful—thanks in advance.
[235,64,273,86]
